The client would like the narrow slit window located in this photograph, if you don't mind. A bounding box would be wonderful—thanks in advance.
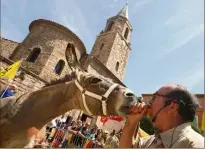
[115,62,119,71]
[124,27,129,39]
[55,59,65,75]
[107,21,114,31]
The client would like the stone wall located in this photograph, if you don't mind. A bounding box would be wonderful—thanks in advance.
[9,19,86,82]
[106,17,132,44]
[39,39,73,82]
[90,32,116,64]
[90,32,130,81]
[105,32,130,80]
[0,38,19,59]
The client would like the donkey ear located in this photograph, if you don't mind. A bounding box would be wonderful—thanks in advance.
[65,43,84,72]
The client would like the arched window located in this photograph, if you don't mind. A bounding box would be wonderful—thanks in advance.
[124,27,129,39]
[55,60,65,75]
[107,21,114,31]
[27,48,41,63]
[115,62,119,71]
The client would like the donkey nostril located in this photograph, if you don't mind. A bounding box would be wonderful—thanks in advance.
[125,92,135,97]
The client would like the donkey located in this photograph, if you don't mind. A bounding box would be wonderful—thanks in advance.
[0,69,137,147]
[0,43,137,147]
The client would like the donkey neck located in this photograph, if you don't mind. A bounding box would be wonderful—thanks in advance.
[26,81,78,128]
[0,81,80,148]
[3,81,77,131]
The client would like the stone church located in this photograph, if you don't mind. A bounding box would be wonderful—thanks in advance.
[0,4,132,128]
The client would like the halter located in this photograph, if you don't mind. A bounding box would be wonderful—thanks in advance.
[74,80,118,116]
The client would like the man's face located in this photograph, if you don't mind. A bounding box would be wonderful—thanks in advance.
[104,132,109,138]
[149,86,172,128]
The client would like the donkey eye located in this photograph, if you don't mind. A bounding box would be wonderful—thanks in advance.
[89,78,102,84]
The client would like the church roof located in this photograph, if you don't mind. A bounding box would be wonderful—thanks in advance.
[117,3,128,19]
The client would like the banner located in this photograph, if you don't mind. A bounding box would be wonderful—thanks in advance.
[0,60,22,79]
[100,117,108,124]
[100,116,124,124]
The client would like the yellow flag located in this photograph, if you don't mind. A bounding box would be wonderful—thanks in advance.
[135,128,149,141]
[201,112,204,131]
[0,60,22,79]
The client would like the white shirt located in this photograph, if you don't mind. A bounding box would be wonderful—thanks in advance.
[134,122,204,148]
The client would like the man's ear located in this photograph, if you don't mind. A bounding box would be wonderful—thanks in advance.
[167,101,179,114]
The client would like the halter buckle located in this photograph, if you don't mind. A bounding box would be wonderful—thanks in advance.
[82,89,86,93]
[102,96,107,101]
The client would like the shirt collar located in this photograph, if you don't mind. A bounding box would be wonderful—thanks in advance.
[159,122,192,148]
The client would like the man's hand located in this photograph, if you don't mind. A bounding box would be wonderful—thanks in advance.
[119,102,149,148]
[128,102,149,124]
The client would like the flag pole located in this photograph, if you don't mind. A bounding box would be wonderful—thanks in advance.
[0,60,22,99]
[0,79,14,99]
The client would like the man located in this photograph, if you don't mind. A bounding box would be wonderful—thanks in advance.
[0,84,17,98]
[120,84,204,148]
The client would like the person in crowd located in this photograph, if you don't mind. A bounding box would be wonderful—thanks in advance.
[0,84,17,98]
[95,129,105,147]
[88,128,97,141]
[103,130,109,141]
[68,121,77,130]
[119,84,204,148]
[105,130,119,148]
[81,122,91,137]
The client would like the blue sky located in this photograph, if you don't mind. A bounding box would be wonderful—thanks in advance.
[1,0,204,96]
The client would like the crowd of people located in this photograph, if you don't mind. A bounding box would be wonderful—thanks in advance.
[33,115,122,148]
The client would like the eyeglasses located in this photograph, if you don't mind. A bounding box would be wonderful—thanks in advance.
[151,92,173,101]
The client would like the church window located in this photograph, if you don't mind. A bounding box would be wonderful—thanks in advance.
[124,27,129,39]
[107,21,114,31]
[115,62,120,71]
[27,48,41,63]
[55,59,65,75]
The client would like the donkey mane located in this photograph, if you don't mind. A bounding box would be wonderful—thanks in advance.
[45,72,77,87]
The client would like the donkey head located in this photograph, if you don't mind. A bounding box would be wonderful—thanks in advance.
[65,43,137,116]
[73,69,137,116]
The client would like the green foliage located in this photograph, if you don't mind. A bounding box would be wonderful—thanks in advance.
[191,117,203,136]
[139,115,157,135]
[100,30,104,34]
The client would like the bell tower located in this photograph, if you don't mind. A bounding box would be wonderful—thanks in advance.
[90,3,132,80]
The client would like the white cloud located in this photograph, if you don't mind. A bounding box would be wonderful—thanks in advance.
[161,24,204,57]
[113,0,120,3]
[50,0,93,49]
[131,0,152,14]
[172,66,204,91]
[158,0,204,58]
[1,15,24,42]
[164,0,203,29]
